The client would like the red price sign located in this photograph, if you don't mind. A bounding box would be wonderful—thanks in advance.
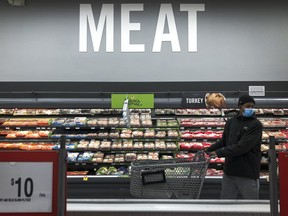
[0,151,59,216]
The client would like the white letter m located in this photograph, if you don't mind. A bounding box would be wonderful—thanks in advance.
[79,4,114,52]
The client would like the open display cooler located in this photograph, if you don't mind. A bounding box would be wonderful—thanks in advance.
[0,93,287,199]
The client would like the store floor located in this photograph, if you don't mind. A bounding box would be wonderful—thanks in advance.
[67,199,275,216]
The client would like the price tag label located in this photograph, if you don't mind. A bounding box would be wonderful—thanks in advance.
[0,162,53,213]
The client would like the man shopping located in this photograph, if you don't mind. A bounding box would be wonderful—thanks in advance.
[206,95,263,199]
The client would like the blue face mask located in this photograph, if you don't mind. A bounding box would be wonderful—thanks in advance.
[243,108,255,117]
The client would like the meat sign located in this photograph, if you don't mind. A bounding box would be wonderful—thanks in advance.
[79,3,205,53]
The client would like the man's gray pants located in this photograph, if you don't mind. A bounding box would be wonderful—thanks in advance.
[221,173,259,199]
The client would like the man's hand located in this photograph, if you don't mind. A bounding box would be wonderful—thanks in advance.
[203,146,210,152]
[207,151,217,157]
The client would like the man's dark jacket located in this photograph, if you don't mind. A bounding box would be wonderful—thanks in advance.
[207,114,263,179]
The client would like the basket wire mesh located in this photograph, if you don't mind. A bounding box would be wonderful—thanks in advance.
[130,151,209,199]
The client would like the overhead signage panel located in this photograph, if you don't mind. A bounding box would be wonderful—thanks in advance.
[182,92,227,109]
[111,94,154,109]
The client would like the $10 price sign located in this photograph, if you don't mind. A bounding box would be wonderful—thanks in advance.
[0,162,53,213]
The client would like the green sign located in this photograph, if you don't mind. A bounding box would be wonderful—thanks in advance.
[111,94,154,109]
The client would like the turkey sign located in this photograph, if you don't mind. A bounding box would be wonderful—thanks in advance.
[79,3,205,53]
[182,92,227,109]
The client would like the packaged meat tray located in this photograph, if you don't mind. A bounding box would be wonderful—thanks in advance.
[111,141,122,150]
[77,152,94,162]
[13,109,37,115]
[67,171,88,176]
[76,140,89,149]
[103,154,115,163]
[0,109,14,115]
[166,142,178,150]
[108,118,120,126]
[35,109,61,115]
[86,118,98,126]
[91,152,104,163]
[51,118,66,127]
[155,141,166,150]
[133,142,144,150]
[88,140,100,149]
[0,142,22,149]
[155,131,166,138]
[132,130,144,138]
[155,109,175,115]
[273,109,284,115]
[122,140,133,150]
[90,109,101,115]
[167,130,178,138]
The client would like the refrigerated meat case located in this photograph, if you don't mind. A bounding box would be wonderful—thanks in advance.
[0,92,287,199]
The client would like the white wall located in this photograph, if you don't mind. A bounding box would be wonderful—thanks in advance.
[0,0,287,82]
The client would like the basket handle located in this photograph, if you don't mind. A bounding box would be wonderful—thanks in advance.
[192,150,207,162]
